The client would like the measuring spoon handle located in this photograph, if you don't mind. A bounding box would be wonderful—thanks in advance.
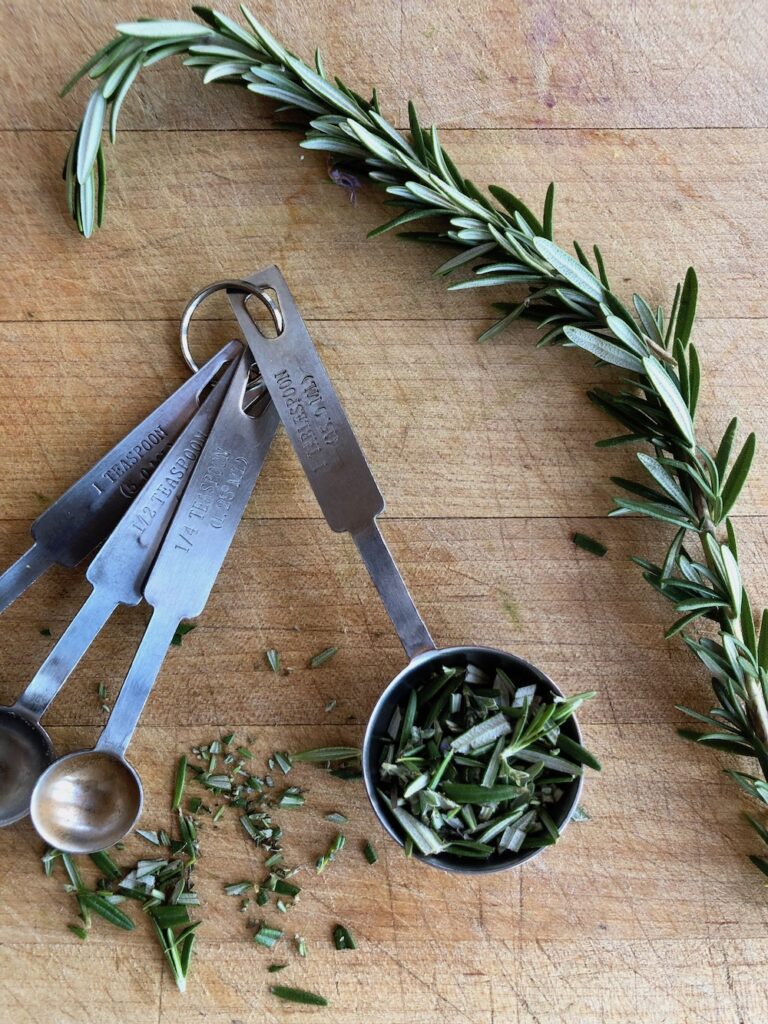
[229,268,433,660]
[352,521,435,660]
[96,606,179,756]
[14,587,118,720]
[0,544,53,615]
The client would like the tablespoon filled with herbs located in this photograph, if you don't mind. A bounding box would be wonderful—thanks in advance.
[224,267,600,874]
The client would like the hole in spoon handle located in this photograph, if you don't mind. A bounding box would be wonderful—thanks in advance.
[352,521,435,661]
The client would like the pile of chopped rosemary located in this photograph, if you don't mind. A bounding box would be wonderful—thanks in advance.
[45,731,373,1004]
[377,663,599,861]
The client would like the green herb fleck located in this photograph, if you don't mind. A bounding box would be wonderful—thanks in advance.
[172,755,187,810]
[310,646,338,668]
[333,924,357,950]
[171,622,197,646]
[254,924,284,949]
[270,985,327,1006]
[363,841,378,865]
[572,532,607,557]
[266,648,281,673]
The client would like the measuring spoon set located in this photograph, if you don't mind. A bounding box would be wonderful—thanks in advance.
[0,267,583,872]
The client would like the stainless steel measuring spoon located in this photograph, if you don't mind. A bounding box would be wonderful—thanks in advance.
[30,347,280,853]
[0,344,243,828]
[0,339,243,614]
[227,267,586,873]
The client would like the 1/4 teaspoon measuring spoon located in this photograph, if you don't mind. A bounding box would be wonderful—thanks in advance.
[0,344,242,827]
[228,267,586,874]
[30,349,280,853]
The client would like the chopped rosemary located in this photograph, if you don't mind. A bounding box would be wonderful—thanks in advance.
[172,755,187,810]
[363,841,378,865]
[295,934,308,957]
[39,627,51,637]
[266,648,280,673]
[270,985,328,1007]
[333,924,357,950]
[268,963,288,973]
[254,924,283,949]
[377,661,599,861]
[171,622,196,646]
[273,751,292,774]
[316,832,346,873]
[67,924,88,940]
[572,532,608,557]
[324,699,337,713]
[276,786,305,808]
[325,812,348,825]
[309,646,338,668]
[224,881,252,896]
[292,746,360,762]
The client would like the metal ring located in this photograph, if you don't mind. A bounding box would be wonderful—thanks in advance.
[179,279,284,373]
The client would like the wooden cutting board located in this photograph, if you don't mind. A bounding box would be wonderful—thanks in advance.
[1,2,766,1021]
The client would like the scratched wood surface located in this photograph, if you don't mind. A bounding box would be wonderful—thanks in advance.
[1,1,767,1022]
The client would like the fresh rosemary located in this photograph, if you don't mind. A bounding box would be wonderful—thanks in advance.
[378,663,596,860]
[60,6,768,876]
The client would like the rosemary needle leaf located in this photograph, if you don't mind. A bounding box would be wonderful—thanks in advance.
[254,924,284,949]
[224,881,253,896]
[172,755,188,810]
[89,850,121,880]
[309,646,338,668]
[268,963,288,973]
[363,841,379,864]
[266,648,281,673]
[572,532,608,557]
[333,924,357,950]
[78,892,135,930]
[292,746,361,762]
[171,622,196,647]
[270,985,328,1007]
[325,812,348,825]
[68,924,89,940]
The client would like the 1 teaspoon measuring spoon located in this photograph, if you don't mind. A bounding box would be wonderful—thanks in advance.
[30,349,280,853]
[0,340,243,614]
[228,267,586,873]
[0,345,242,827]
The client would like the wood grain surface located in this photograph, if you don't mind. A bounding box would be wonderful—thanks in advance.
[1,2,767,1022]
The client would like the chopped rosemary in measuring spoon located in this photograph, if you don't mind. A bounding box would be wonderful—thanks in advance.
[377,662,599,861]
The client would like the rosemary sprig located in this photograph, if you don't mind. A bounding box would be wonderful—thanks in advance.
[61,6,768,877]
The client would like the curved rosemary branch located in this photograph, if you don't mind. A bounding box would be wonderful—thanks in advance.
[61,5,768,877]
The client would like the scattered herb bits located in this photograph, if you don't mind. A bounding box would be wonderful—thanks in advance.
[254,924,284,949]
[171,622,197,646]
[266,648,281,673]
[572,532,607,557]
[333,924,357,950]
[363,841,378,865]
[316,833,346,873]
[270,985,328,1007]
[376,662,598,862]
[309,646,338,668]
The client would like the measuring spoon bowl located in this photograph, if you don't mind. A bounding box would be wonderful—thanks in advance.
[362,645,584,875]
[0,706,54,827]
[30,750,142,854]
